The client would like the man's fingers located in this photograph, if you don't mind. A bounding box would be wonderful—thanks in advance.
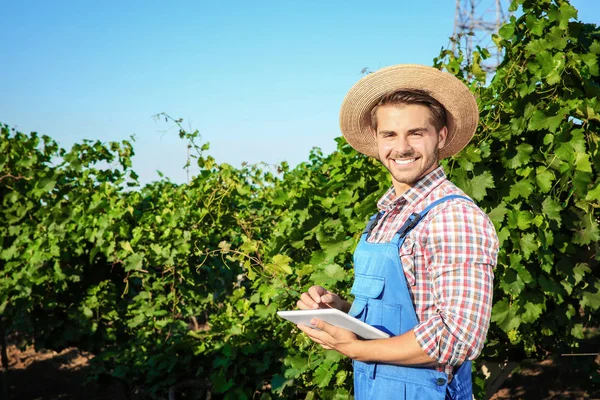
[296,324,324,342]
[298,293,319,309]
[320,294,336,305]
[310,318,335,335]
[297,320,356,353]
[296,320,331,339]
[308,286,326,304]
[296,300,309,310]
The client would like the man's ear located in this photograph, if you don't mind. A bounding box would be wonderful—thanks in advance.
[438,126,448,149]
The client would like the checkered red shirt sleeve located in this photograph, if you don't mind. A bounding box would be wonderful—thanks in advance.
[412,201,497,366]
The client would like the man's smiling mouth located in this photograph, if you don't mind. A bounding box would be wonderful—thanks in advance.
[393,158,417,165]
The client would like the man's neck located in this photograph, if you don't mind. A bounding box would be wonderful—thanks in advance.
[392,182,411,198]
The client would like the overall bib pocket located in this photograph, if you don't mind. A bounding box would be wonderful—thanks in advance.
[348,274,402,337]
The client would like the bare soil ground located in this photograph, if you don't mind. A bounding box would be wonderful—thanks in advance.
[2,344,129,400]
[2,344,599,400]
[488,356,600,400]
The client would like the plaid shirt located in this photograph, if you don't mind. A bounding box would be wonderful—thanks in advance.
[368,166,498,375]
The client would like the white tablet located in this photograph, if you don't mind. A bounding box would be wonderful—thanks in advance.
[277,308,390,340]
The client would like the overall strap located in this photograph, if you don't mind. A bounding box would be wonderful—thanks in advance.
[396,195,472,240]
[362,211,384,238]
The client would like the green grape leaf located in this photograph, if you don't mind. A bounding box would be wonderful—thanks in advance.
[519,301,544,324]
[271,254,293,275]
[491,299,521,332]
[580,282,600,310]
[124,253,144,272]
[535,169,555,193]
[310,264,347,286]
[498,23,515,39]
[271,374,294,394]
[542,197,563,226]
[573,263,591,284]
[508,179,534,201]
[574,152,592,172]
[519,233,538,260]
[467,171,495,201]
[488,202,508,225]
[573,217,600,245]
[314,361,336,388]
[500,268,525,295]
[571,324,585,339]
[585,183,600,201]
[506,144,533,168]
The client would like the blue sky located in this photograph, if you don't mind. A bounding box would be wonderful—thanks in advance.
[1,0,598,185]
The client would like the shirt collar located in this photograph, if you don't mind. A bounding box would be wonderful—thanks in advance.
[377,166,447,211]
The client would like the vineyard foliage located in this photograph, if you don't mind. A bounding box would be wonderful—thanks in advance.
[1,0,599,398]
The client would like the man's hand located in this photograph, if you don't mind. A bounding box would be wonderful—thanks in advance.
[298,321,438,366]
[297,285,351,313]
[297,318,359,356]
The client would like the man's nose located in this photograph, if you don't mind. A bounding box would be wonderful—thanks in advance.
[393,136,412,154]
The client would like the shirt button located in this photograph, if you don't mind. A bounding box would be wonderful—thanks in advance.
[436,377,446,386]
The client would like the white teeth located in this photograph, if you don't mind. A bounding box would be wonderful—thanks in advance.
[394,159,416,165]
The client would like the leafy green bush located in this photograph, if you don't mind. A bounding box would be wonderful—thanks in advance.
[1,0,598,399]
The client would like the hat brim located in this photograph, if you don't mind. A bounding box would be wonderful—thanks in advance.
[339,64,479,159]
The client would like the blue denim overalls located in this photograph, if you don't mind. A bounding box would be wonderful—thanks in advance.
[348,195,473,400]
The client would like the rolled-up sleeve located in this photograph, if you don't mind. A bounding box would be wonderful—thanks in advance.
[413,201,498,366]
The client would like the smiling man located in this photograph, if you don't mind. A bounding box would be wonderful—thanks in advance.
[296,65,499,399]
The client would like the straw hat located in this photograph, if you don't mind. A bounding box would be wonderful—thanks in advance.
[339,64,479,159]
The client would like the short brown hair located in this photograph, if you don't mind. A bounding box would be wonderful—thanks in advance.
[370,89,447,132]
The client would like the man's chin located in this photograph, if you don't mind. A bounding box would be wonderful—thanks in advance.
[390,173,420,186]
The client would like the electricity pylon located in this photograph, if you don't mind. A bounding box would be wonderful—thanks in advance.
[452,0,508,72]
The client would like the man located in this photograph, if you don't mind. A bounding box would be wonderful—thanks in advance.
[296,64,499,399]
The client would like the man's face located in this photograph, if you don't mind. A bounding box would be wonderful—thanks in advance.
[374,104,447,196]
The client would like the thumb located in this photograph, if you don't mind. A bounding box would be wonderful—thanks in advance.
[321,293,342,309]
[310,318,331,333]
[320,294,331,303]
